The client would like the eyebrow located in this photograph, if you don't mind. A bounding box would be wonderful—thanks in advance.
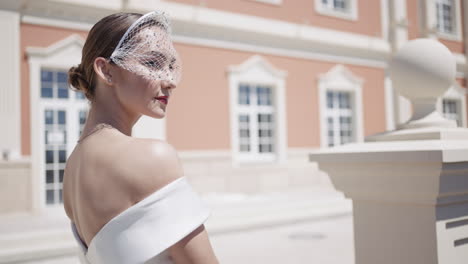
[148,51,176,63]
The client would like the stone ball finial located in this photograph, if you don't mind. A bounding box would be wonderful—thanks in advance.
[389,38,456,126]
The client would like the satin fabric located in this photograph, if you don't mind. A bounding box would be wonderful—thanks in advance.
[70,177,211,264]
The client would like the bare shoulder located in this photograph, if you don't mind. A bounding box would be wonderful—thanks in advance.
[117,138,184,202]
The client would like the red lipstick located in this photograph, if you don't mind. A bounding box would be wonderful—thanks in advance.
[155,96,168,104]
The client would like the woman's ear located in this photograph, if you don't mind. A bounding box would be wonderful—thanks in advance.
[94,57,113,85]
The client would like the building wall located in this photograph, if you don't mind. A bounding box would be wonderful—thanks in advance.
[0,160,31,214]
[169,43,386,150]
[168,0,382,37]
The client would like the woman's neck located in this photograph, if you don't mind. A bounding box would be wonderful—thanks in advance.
[84,101,141,137]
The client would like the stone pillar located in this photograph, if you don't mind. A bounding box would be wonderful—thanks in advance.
[309,39,468,264]
[0,10,21,160]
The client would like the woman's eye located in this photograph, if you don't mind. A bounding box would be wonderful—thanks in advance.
[144,60,162,68]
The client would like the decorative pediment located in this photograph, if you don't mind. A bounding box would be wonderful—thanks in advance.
[228,55,287,79]
[26,34,84,68]
[443,82,467,98]
[318,64,364,89]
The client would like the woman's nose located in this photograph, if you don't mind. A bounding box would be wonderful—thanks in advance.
[162,80,176,94]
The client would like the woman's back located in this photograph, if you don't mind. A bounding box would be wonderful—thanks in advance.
[63,126,182,250]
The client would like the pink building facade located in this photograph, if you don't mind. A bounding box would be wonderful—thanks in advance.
[0,0,467,214]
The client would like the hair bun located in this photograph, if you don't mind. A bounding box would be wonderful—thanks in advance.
[68,65,90,98]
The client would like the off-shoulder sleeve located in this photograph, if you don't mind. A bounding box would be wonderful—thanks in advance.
[85,177,211,264]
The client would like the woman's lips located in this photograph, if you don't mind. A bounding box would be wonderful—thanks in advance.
[155,97,168,105]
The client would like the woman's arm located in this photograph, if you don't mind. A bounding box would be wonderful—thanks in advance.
[169,224,219,264]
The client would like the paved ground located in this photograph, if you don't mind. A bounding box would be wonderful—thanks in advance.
[210,214,354,264]
[0,187,354,263]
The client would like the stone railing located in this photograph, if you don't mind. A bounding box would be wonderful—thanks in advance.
[309,39,468,264]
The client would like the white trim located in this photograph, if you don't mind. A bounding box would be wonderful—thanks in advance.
[318,64,364,148]
[437,83,467,127]
[172,35,387,69]
[384,73,395,131]
[246,0,282,5]
[454,53,467,65]
[426,0,463,42]
[127,1,388,55]
[19,13,389,69]
[19,3,392,65]
[228,55,287,166]
[26,34,85,57]
[381,0,390,40]
[0,10,21,160]
[28,34,88,211]
[314,0,358,21]
[21,15,93,31]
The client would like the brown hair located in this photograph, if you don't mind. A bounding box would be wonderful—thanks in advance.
[68,12,142,101]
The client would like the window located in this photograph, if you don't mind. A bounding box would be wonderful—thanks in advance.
[326,91,354,147]
[442,98,460,126]
[437,84,467,128]
[428,0,462,41]
[436,0,456,34]
[41,69,88,205]
[237,84,275,154]
[318,65,363,148]
[315,0,358,20]
[228,55,287,165]
[27,34,89,209]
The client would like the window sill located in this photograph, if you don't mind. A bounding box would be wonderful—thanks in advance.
[436,31,462,42]
[315,8,357,21]
[245,0,282,6]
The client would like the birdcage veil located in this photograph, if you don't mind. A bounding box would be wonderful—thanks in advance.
[109,11,182,84]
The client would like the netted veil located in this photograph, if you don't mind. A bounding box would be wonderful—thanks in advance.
[109,11,182,84]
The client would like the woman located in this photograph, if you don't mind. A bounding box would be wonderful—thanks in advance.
[63,11,219,264]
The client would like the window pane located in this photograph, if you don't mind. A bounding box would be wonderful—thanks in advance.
[339,92,350,109]
[46,170,54,183]
[238,84,250,105]
[59,169,64,183]
[45,110,54,125]
[327,91,334,108]
[41,70,53,82]
[240,130,250,137]
[58,111,66,125]
[59,150,66,163]
[57,82,69,98]
[59,189,63,203]
[57,72,68,83]
[257,85,272,106]
[46,189,55,204]
[46,150,54,163]
[41,86,53,98]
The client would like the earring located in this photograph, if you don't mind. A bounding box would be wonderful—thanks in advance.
[107,77,112,83]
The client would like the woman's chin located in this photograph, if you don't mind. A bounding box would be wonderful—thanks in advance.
[147,110,166,119]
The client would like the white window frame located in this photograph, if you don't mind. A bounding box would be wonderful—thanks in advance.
[27,34,88,212]
[314,0,358,21]
[437,83,467,127]
[318,64,364,148]
[426,0,462,41]
[228,55,287,166]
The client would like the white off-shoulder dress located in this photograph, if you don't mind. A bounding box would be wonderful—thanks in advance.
[70,177,211,264]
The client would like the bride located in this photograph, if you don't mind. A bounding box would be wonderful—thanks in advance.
[62,11,219,264]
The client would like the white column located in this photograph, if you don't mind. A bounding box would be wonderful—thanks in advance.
[390,0,408,51]
[0,10,20,160]
[389,0,411,126]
